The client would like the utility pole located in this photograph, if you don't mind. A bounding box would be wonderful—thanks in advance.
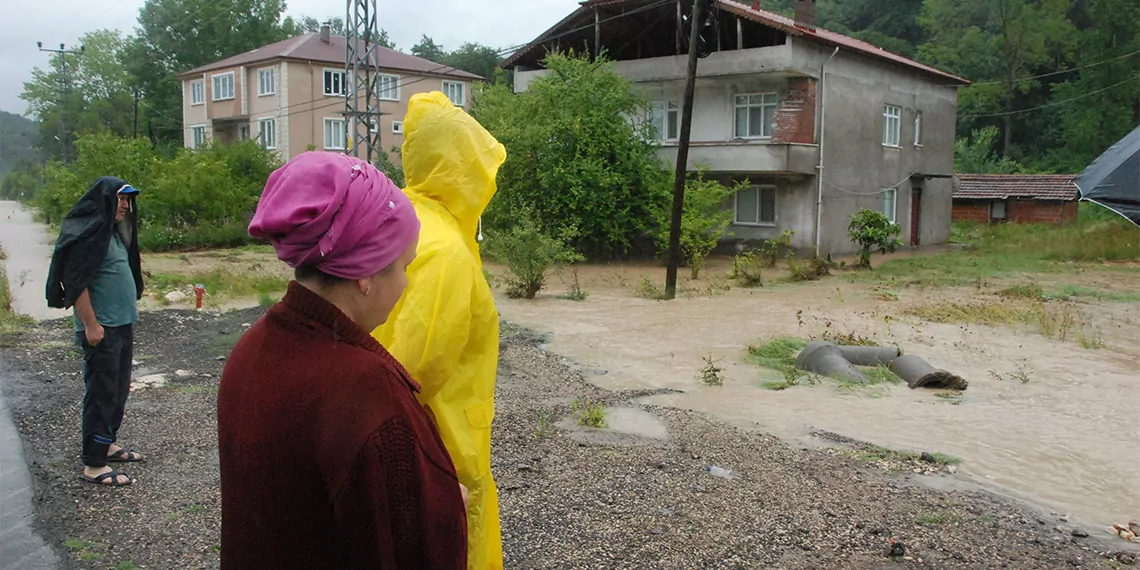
[36,42,84,162]
[132,88,140,139]
[664,0,707,300]
[345,1,382,164]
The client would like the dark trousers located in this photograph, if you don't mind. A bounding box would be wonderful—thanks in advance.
[77,325,133,468]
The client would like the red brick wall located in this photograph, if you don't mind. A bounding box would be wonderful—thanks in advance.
[772,78,816,144]
[953,199,1077,224]
[952,202,990,223]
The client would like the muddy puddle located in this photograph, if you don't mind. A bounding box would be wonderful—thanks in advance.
[495,265,1140,532]
[0,201,70,321]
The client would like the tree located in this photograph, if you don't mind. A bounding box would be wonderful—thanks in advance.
[0,111,40,176]
[293,16,394,48]
[411,35,446,63]
[442,42,503,79]
[653,171,741,279]
[955,126,1026,174]
[817,0,925,57]
[847,209,903,269]
[474,52,671,260]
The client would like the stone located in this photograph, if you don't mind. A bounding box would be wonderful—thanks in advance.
[1060,515,1070,522]
[132,374,166,389]
[1071,529,1089,538]
[920,452,936,463]
[174,370,193,378]
[164,291,187,303]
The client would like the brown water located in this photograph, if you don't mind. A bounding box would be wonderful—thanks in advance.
[0,201,70,321]
[495,266,1140,531]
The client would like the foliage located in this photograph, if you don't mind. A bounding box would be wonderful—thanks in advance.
[654,172,740,279]
[34,133,279,250]
[954,127,1026,174]
[0,111,40,176]
[411,35,447,63]
[571,398,608,429]
[788,246,833,282]
[474,52,671,260]
[482,216,581,299]
[761,230,795,267]
[376,146,405,188]
[847,209,903,269]
[0,162,44,202]
[729,250,763,287]
[292,16,393,48]
[635,277,665,300]
[442,43,507,81]
[747,336,808,370]
[698,354,725,386]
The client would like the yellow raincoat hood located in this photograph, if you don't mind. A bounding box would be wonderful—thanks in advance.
[372,91,506,570]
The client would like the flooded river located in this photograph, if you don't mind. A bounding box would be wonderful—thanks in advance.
[497,272,1140,532]
[0,201,69,321]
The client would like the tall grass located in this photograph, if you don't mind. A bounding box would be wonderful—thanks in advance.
[907,299,1083,342]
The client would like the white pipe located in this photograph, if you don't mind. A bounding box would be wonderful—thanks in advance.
[815,47,839,253]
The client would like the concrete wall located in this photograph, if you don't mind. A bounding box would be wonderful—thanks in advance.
[182,75,209,147]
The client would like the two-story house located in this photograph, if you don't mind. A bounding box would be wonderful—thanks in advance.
[504,0,970,255]
[177,26,480,162]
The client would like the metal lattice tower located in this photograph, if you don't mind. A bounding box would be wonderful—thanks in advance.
[345,0,381,163]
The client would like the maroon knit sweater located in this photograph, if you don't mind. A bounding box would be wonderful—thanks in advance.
[217,282,467,569]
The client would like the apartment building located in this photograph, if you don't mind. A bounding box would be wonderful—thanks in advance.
[178,27,480,161]
[505,0,970,255]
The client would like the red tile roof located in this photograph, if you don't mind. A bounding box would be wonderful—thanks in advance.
[955,174,1078,201]
[505,0,969,85]
[177,33,482,80]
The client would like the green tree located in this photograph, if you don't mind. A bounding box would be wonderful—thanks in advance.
[411,35,446,63]
[294,16,394,48]
[817,0,925,57]
[474,52,671,260]
[955,126,1026,173]
[654,171,741,279]
[848,209,903,269]
[0,111,40,176]
[442,42,503,79]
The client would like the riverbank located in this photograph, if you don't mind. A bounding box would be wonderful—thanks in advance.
[0,307,1135,569]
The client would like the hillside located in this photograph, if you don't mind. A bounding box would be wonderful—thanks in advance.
[0,110,39,176]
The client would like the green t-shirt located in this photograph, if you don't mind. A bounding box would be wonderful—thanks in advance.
[74,232,138,331]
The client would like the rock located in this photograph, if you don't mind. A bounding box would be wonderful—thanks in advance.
[1060,515,1070,522]
[947,465,958,474]
[214,356,226,361]
[1118,554,1134,565]
[174,370,193,378]
[658,508,674,516]
[886,540,907,558]
[1072,529,1089,538]
[1055,526,1065,533]
[920,452,936,463]
[165,291,187,303]
[517,463,532,471]
[650,528,664,535]
[693,485,706,493]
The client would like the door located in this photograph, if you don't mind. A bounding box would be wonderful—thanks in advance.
[910,188,922,246]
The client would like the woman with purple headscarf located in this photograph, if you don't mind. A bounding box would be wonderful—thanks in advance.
[216,152,467,569]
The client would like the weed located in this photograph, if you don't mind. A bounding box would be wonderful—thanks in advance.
[63,538,105,561]
[175,385,219,396]
[698,354,725,386]
[747,337,807,370]
[907,300,1083,342]
[762,363,816,390]
[996,284,1044,299]
[840,445,960,466]
[934,392,964,405]
[146,269,287,303]
[787,247,833,281]
[989,361,1032,383]
[533,411,552,438]
[864,364,903,385]
[916,511,959,526]
[257,291,276,307]
[571,398,607,429]
[114,562,140,570]
[1076,327,1104,349]
[875,291,899,302]
[760,230,795,267]
[817,329,878,347]
[0,266,35,340]
[729,250,763,287]
[560,265,589,301]
[1046,285,1140,303]
[635,277,665,300]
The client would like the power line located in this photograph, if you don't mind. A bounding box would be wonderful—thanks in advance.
[951,49,1140,88]
[959,74,1139,119]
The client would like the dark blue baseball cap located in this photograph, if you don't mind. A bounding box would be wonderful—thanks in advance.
[117,184,140,195]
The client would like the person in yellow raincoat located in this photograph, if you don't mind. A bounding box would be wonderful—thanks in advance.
[372,91,507,570]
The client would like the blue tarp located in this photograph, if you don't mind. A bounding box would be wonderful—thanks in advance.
[1074,124,1140,226]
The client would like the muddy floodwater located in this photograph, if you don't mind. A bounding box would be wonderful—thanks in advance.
[494,261,1140,532]
[0,201,69,321]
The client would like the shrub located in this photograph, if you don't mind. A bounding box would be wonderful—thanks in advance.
[788,247,833,281]
[698,354,725,386]
[848,208,903,269]
[482,217,581,299]
[635,277,665,300]
[761,230,795,267]
[730,250,763,287]
[572,398,607,428]
[654,171,741,279]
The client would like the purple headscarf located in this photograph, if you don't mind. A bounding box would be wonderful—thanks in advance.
[249,152,420,280]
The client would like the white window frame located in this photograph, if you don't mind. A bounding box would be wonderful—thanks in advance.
[258,67,275,97]
[392,121,404,135]
[883,104,901,147]
[734,93,779,139]
[323,117,347,150]
[649,101,680,142]
[913,111,922,147]
[212,72,235,101]
[443,80,466,106]
[190,125,207,148]
[881,188,898,223]
[378,74,400,101]
[190,80,205,106]
[258,118,277,150]
[323,68,347,97]
[733,185,778,227]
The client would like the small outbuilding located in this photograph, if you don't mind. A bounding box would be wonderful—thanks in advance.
[952,174,1078,225]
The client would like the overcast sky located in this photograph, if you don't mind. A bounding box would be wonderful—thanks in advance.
[0,0,577,116]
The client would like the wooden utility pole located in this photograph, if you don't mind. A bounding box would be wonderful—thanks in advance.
[132,88,140,138]
[664,0,706,300]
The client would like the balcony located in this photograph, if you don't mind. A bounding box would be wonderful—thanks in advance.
[657,141,817,175]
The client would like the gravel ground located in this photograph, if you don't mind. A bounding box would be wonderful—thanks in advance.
[1,309,1136,569]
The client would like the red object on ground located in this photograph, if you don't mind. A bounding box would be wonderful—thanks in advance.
[194,285,205,309]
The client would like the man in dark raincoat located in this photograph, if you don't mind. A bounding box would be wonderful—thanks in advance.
[46,177,146,487]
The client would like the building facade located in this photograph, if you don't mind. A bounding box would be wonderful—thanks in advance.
[506,0,969,255]
[178,29,480,162]
[953,174,1080,225]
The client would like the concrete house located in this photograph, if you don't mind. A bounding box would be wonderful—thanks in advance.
[177,26,481,162]
[953,174,1079,225]
[504,0,970,254]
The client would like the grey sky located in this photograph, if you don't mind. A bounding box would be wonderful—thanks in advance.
[0,0,577,116]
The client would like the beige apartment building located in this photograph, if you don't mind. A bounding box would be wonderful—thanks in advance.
[177,28,480,161]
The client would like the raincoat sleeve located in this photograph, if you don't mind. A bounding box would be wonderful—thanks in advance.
[382,248,474,403]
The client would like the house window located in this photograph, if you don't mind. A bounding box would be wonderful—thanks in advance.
[190,80,205,105]
[392,121,404,134]
[443,81,466,106]
[191,125,206,148]
[883,104,901,147]
[734,93,778,139]
[324,118,346,150]
[991,200,1008,220]
[378,75,400,101]
[258,118,276,150]
[913,112,922,146]
[650,101,680,142]
[258,68,275,96]
[734,185,777,226]
[212,72,235,101]
[324,69,347,96]
[881,188,898,223]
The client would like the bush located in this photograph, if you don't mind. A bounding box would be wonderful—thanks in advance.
[848,209,903,269]
[654,171,741,279]
[729,250,763,287]
[788,247,833,281]
[761,230,795,267]
[482,216,581,299]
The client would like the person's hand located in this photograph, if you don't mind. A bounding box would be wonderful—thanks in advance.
[85,324,105,347]
[459,483,469,511]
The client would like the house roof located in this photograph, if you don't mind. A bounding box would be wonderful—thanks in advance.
[955,174,1079,201]
[177,33,482,80]
[503,0,969,86]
